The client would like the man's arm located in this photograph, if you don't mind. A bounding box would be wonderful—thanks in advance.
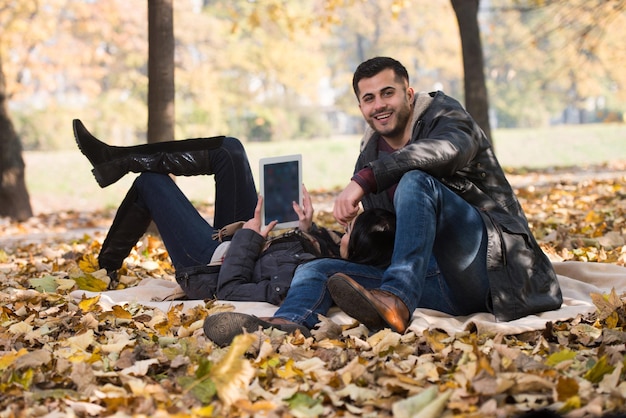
[333,180,365,226]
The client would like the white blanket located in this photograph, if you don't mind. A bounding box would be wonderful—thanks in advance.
[70,261,626,336]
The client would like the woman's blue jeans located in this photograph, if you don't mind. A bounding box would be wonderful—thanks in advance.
[127,137,257,269]
[276,170,491,328]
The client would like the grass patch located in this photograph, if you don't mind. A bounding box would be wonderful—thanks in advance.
[24,124,626,214]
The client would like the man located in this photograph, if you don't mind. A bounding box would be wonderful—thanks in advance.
[203,57,562,346]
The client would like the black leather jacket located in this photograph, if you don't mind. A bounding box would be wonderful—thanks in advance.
[357,91,562,321]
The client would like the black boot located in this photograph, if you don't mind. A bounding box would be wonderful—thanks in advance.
[98,184,152,288]
[73,119,225,187]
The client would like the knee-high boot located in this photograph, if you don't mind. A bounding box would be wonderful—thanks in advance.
[98,184,152,286]
[73,119,225,188]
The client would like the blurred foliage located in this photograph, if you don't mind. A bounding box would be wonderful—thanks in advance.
[0,0,624,150]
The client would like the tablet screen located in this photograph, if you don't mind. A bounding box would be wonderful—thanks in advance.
[259,154,302,229]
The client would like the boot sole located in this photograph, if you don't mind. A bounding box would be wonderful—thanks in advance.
[327,274,389,332]
[203,312,310,347]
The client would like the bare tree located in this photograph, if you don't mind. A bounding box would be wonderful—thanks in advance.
[451,0,492,143]
[0,55,32,221]
[148,0,175,143]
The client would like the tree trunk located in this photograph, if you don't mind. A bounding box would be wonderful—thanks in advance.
[450,0,493,144]
[147,0,175,144]
[0,54,33,221]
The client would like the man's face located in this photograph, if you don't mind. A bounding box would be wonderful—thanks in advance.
[357,68,414,144]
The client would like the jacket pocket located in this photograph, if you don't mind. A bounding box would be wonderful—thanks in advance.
[483,210,561,321]
[175,264,220,300]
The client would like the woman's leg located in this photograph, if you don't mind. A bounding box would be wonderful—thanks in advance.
[208,137,257,228]
[123,136,257,228]
[97,183,152,285]
[74,120,258,220]
[133,173,220,269]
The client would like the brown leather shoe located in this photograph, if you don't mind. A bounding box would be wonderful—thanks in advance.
[327,273,410,333]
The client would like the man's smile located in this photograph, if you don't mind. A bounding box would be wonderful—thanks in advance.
[373,111,392,121]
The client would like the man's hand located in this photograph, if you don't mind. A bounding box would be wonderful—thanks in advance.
[243,195,277,238]
[292,184,314,231]
[333,180,365,225]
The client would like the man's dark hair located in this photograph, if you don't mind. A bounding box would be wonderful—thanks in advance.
[347,208,396,268]
[352,57,410,98]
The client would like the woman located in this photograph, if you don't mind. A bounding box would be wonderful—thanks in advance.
[215,198,395,306]
[202,207,397,346]
[73,120,395,308]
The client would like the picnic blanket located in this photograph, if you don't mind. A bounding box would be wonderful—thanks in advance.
[70,261,626,336]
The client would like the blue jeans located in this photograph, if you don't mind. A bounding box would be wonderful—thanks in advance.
[130,137,257,269]
[276,170,490,327]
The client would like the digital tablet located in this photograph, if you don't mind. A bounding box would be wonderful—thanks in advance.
[259,154,302,229]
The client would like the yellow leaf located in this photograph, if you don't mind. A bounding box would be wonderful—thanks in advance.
[558,395,582,414]
[605,311,620,329]
[78,253,101,273]
[191,405,215,417]
[210,333,257,406]
[422,329,449,352]
[556,376,579,401]
[584,210,603,224]
[112,305,132,320]
[545,349,577,367]
[0,349,29,370]
[74,273,109,292]
[78,296,101,313]
[584,356,615,383]
[232,399,276,415]
[154,320,171,336]
[275,358,304,379]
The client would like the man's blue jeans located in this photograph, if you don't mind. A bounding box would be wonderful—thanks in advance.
[275,170,491,328]
[128,137,257,269]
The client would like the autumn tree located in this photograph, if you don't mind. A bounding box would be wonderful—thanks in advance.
[484,0,626,127]
[0,55,32,220]
[451,0,492,142]
[148,0,175,143]
[320,1,463,118]
[0,3,35,220]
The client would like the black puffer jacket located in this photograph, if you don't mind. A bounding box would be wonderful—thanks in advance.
[216,226,341,305]
[357,91,562,321]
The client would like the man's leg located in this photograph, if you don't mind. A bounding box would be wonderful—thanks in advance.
[328,170,490,332]
[274,259,386,328]
[382,170,490,316]
[203,258,386,347]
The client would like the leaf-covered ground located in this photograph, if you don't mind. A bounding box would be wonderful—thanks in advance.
[1,164,626,417]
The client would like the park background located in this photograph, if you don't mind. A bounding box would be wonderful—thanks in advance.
[2,1,626,417]
[1,0,625,216]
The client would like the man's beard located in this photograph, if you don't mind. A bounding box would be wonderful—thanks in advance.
[370,102,412,140]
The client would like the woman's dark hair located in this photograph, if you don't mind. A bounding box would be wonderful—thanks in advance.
[347,208,396,268]
[352,56,409,98]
